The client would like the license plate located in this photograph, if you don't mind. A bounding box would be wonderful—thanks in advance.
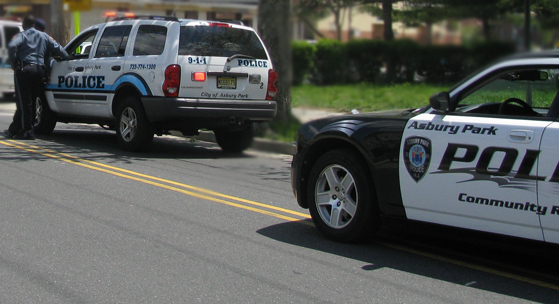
[217,77,236,89]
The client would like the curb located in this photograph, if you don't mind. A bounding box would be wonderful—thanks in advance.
[174,131,296,155]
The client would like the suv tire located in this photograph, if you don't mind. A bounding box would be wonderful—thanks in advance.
[214,127,254,153]
[33,96,57,135]
[116,96,154,152]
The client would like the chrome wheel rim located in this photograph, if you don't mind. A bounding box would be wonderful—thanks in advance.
[315,164,358,229]
[120,107,137,142]
[34,97,42,126]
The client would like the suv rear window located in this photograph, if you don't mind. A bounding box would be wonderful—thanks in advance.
[179,26,267,59]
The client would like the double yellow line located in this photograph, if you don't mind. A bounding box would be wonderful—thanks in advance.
[0,139,312,223]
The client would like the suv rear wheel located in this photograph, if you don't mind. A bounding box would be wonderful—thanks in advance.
[116,96,154,151]
[214,127,254,153]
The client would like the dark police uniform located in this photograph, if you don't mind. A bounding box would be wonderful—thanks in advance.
[6,21,68,139]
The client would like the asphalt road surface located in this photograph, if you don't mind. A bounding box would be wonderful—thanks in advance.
[0,100,557,303]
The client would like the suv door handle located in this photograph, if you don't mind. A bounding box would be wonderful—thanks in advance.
[508,130,534,143]
[74,66,84,72]
[111,65,121,71]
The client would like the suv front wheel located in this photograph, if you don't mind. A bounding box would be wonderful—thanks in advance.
[116,96,154,151]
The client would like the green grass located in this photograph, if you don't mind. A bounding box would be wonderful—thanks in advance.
[291,83,449,113]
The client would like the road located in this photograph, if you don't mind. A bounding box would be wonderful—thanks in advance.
[0,100,557,303]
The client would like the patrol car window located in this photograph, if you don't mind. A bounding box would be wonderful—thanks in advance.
[66,29,98,59]
[133,25,166,56]
[95,25,131,58]
[457,68,559,117]
[178,26,267,59]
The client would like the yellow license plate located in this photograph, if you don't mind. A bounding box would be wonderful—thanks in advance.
[217,77,236,89]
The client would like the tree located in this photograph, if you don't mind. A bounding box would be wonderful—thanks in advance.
[258,0,292,121]
[361,0,399,41]
[294,0,359,41]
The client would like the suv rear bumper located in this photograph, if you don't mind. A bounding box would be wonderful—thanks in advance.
[141,97,277,122]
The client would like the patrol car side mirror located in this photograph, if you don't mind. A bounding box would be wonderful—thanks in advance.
[429,92,450,112]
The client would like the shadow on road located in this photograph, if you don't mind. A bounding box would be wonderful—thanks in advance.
[257,219,559,303]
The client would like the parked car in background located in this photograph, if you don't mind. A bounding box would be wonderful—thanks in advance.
[0,20,22,99]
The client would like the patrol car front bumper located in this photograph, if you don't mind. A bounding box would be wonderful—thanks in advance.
[141,97,277,122]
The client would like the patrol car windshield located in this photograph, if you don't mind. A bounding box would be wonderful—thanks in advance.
[178,26,267,59]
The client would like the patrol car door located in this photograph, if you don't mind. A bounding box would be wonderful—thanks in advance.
[400,68,556,242]
[73,24,131,118]
[47,29,98,115]
[537,107,559,244]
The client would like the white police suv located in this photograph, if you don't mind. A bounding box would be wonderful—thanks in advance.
[292,50,559,244]
[35,15,277,152]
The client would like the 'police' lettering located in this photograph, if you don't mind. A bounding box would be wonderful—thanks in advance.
[57,75,105,89]
[438,144,555,182]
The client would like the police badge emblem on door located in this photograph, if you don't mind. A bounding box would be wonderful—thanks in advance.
[403,136,432,182]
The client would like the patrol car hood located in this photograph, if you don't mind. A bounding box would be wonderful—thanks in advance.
[302,108,416,130]
[298,108,417,141]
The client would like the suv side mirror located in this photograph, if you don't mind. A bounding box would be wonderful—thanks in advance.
[429,92,450,112]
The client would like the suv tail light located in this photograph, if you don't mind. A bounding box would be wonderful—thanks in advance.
[208,22,231,27]
[163,64,181,97]
[266,69,278,100]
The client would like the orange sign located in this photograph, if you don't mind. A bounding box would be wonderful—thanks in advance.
[63,0,91,11]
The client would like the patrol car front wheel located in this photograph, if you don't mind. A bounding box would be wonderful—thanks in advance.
[116,97,154,152]
[307,148,380,243]
[33,96,57,135]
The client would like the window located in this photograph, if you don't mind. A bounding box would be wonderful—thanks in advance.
[133,25,167,56]
[95,25,131,58]
[5,26,20,47]
[457,67,559,118]
[179,26,267,59]
[66,29,98,59]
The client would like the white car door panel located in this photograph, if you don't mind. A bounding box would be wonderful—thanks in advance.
[400,113,549,241]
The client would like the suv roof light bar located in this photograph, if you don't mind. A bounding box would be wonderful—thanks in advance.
[104,12,179,22]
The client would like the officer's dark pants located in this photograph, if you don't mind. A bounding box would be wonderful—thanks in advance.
[9,64,44,135]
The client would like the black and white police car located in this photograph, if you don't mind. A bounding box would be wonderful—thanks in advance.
[35,14,277,152]
[292,51,559,244]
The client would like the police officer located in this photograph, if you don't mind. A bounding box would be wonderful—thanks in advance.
[4,15,68,140]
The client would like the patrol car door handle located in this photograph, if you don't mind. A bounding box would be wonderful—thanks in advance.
[74,66,84,72]
[508,130,534,143]
[111,65,121,71]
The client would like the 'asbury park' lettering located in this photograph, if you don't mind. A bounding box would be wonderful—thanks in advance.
[58,75,105,89]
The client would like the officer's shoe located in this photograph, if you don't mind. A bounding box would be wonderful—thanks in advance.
[13,130,35,140]
[3,129,14,139]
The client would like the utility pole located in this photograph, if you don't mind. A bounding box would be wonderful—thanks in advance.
[524,0,530,51]
[51,0,67,45]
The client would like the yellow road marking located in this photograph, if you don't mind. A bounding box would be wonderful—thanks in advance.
[0,140,310,222]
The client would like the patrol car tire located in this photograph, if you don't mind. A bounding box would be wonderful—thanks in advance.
[116,96,154,152]
[307,148,380,243]
[33,96,57,135]
[214,127,254,153]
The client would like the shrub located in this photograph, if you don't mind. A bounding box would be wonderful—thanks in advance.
[291,41,315,85]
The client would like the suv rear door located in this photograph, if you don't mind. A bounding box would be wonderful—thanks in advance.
[177,22,271,101]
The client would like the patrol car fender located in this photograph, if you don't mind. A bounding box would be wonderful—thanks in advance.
[294,118,408,218]
[111,73,153,97]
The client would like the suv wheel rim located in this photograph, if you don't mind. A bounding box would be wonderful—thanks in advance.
[120,107,137,142]
[34,97,42,126]
[315,164,358,229]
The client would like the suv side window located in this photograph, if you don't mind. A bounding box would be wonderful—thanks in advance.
[67,29,98,59]
[95,25,131,58]
[179,26,267,59]
[5,26,20,45]
[133,25,167,56]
